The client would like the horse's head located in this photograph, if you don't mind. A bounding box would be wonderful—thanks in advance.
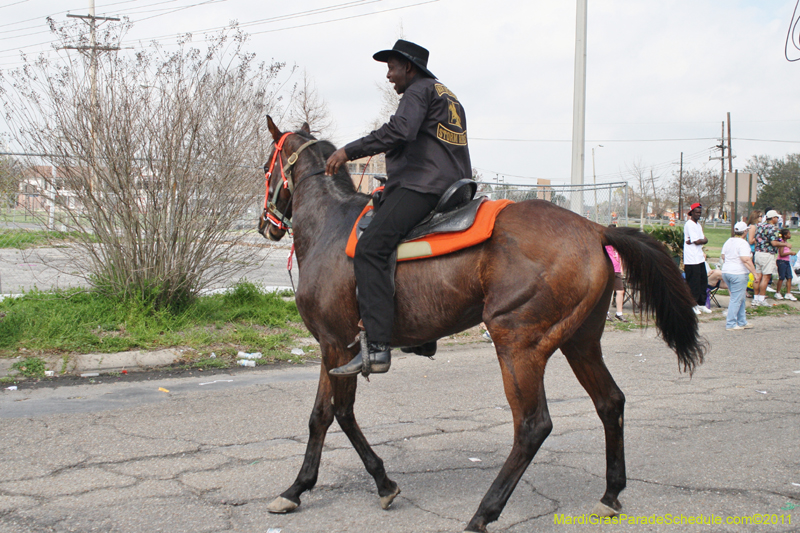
[258,116,320,241]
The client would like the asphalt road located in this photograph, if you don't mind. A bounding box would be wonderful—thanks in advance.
[0,241,295,295]
[1,318,799,532]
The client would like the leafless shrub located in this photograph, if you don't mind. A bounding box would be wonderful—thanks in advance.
[1,22,286,308]
[288,69,334,137]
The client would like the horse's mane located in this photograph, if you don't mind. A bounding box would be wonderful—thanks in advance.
[292,129,364,199]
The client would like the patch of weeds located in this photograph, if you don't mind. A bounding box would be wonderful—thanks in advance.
[192,357,228,369]
[0,376,16,384]
[748,302,800,316]
[273,350,305,364]
[607,320,645,332]
[11,356,47,378]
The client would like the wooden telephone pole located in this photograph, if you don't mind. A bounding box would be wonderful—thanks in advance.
[62,2,120,192]
[709,113,735,221]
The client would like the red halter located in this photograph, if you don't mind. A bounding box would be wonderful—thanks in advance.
[263,132,293,231]
[261,132,320,234]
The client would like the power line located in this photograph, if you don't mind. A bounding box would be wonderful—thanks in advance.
[0,0,186,36]
[733,137,800,143]
[132,0,228,24]
[470,137,716,143]
[0,0,225,59]
[0,0,416,62]
[118,0,391,45]
[245,0,438,37]
[0,0,28,9]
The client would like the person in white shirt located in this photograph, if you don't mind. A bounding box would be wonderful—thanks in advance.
[721,221,758,330]
[684,202,711,315]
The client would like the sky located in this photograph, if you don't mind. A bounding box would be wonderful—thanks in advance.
[1,0,799,188]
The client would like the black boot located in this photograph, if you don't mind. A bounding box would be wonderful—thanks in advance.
[401,340,437,357]
[329,342,391,377]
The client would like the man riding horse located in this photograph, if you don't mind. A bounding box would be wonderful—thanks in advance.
[325,39,472,377]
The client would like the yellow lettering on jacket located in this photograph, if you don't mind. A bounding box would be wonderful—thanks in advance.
[434,83,457,99]
[437,124,467,146]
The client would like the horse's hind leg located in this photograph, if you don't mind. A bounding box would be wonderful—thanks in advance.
[332,374,401,509]
[465,338,554,533]
[268,365,336,513]
[561,331,626,516]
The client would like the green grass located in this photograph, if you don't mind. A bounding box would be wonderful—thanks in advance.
[625,223,737,264]
[701,227,736,263]
[0,229,88,249]
[0,281,307,361]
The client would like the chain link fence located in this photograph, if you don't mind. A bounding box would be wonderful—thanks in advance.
[2,169,631,295]
[476,181,630,226]
[0,184,284,296]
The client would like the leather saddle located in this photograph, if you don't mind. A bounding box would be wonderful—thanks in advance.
[354,179,481,359]
[356,179,485,243]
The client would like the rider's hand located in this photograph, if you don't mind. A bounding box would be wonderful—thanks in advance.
[326,148,349,176]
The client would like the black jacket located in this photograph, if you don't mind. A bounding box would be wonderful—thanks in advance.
[344,75,471,197]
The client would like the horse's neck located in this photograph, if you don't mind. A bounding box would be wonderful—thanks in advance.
[291,176,365,260]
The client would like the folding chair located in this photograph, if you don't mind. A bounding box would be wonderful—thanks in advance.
[707,280,722,308]
[621,278,641,315]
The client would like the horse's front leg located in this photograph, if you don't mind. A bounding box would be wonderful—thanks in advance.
[267,363,335,513]
[331,372,401,509]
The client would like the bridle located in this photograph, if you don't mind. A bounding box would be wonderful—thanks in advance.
[260,132,323,235]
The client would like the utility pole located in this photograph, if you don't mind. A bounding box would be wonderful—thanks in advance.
[591,145,603,223]
[650,169,657,222]
[64,2,120,192]
[727,112,733,173]
[709,116,735,222]
[678,152,684,221]
[718,121,725,221]
[570,0,588,215]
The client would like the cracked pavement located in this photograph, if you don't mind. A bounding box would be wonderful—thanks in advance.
[1,316,799,532]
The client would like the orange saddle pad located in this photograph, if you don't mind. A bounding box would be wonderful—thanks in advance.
[346,199,513,262]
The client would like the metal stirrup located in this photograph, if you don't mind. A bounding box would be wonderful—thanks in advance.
[359,330,371,377]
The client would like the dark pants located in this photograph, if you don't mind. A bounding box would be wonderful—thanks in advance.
[354,187,439,343]
[684,263,708,307]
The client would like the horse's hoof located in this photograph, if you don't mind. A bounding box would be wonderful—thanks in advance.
[380,485,401,509]
[591,501,619,517]
[267,496,299,514]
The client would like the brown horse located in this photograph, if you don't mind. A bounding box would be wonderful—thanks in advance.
[258,117,706,533]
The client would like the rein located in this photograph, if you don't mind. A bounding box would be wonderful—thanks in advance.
[262,133,322,232]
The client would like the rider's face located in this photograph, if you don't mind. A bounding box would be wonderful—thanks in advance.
[386,56,414,94]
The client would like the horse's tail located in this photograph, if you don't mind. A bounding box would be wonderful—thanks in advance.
[603,226,707,374]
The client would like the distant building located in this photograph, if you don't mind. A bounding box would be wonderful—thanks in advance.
[17,166,84,213]
[347,154,386,193]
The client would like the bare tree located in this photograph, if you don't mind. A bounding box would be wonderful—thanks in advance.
[288,69,334,137]
[364,80,401,134]
[626,160,651,229]
[666,168,721,222]
[1,22,286,308]
[0,149,21,210]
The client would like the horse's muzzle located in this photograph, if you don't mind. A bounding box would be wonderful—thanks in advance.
[259,209,288,241]
[267,226,286,241]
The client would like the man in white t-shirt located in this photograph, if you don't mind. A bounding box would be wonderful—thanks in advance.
[684,202,711,315]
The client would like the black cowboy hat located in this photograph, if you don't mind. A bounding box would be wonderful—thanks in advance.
[373,39,436,79]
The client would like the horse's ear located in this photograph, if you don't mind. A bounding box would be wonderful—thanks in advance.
[266,115,282,142]
[300,122,311,135]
